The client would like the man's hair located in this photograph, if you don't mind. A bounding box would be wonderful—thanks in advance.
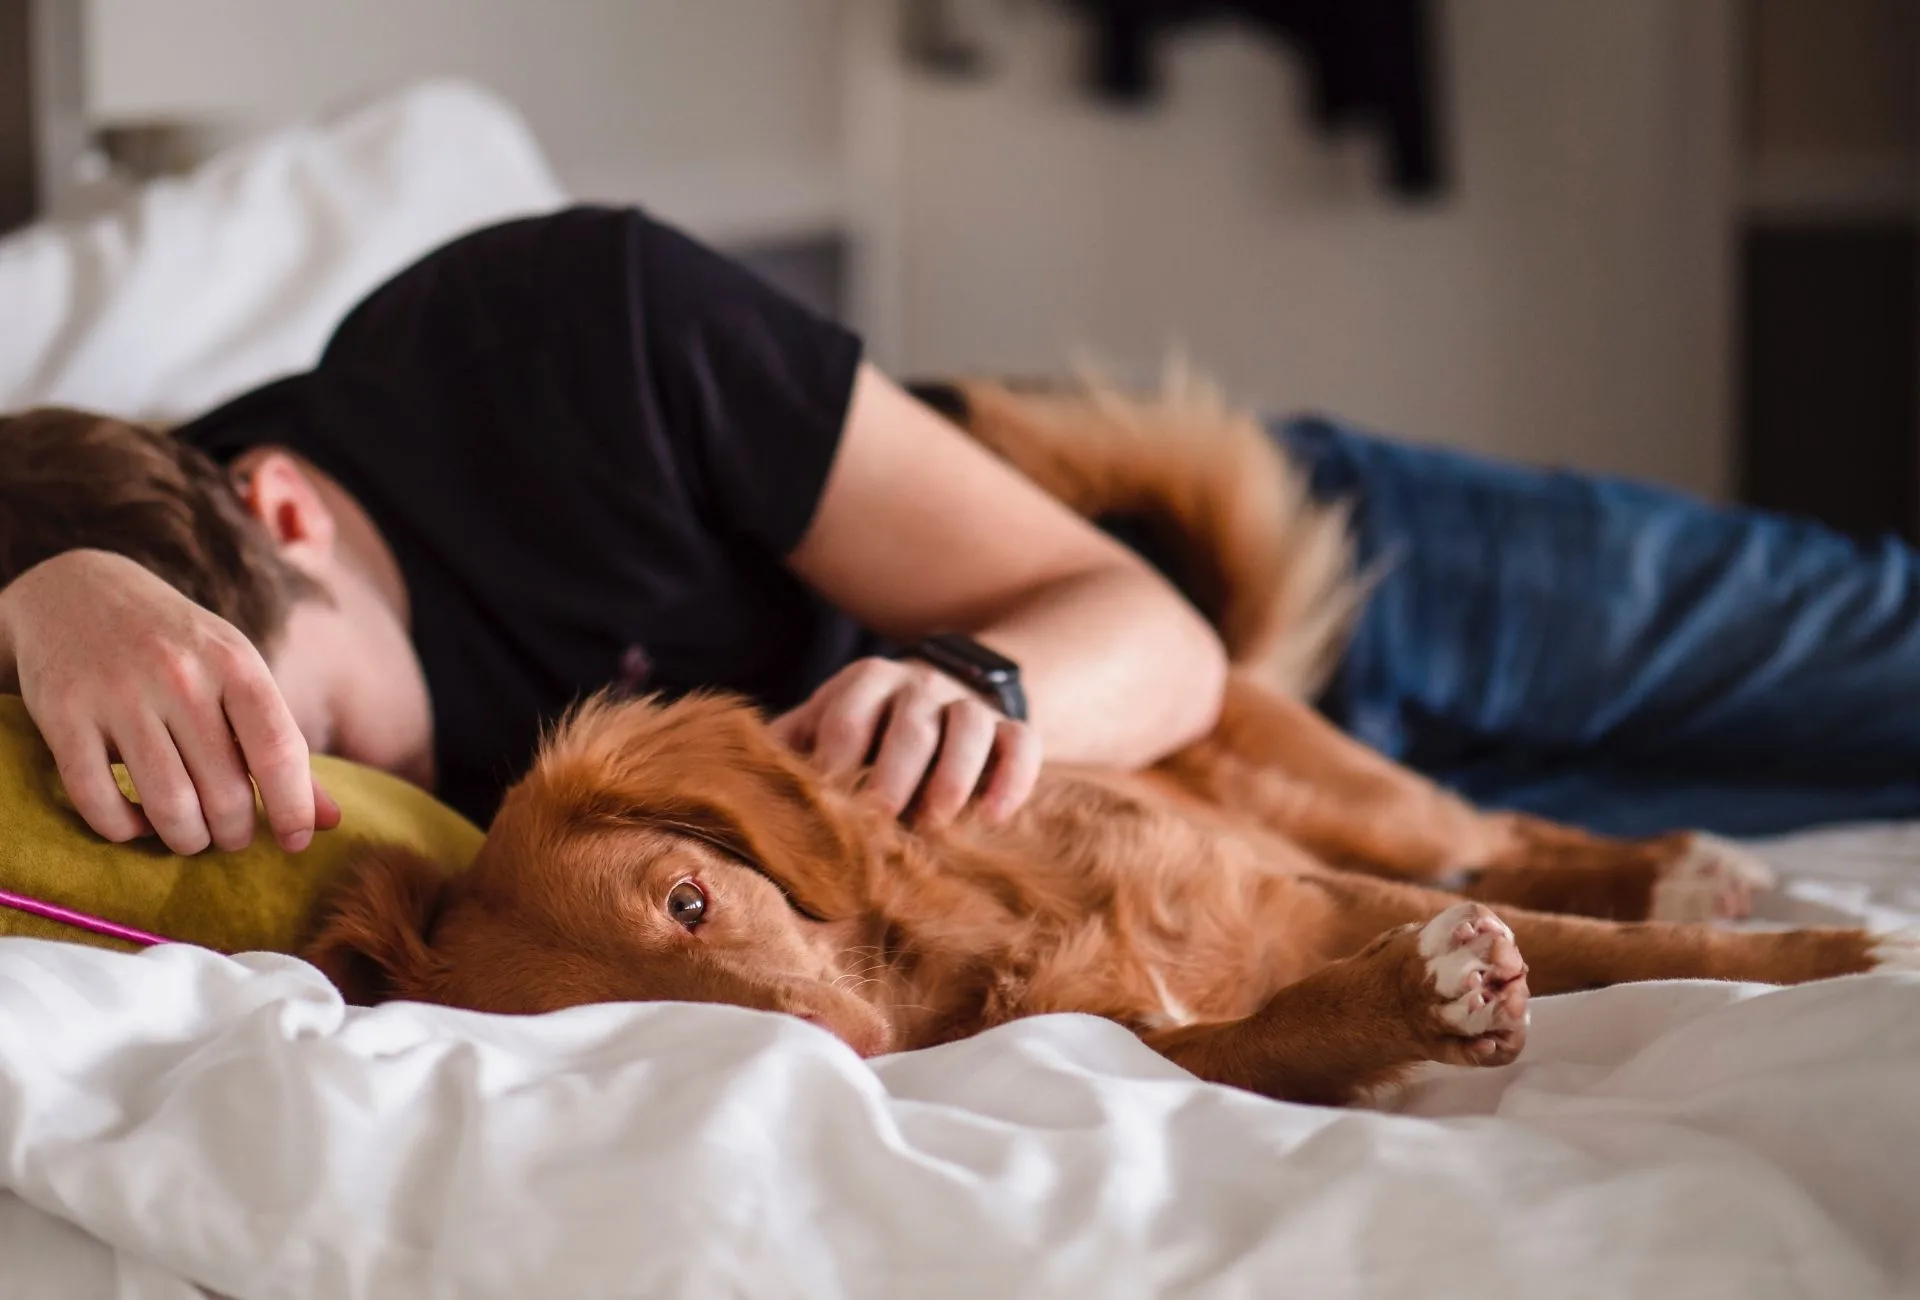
[0,407,323,647]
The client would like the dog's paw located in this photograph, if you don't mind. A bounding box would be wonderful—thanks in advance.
[1870,930,1920,973]
[1650,834,1777,923]
[1415,902,1530,1067]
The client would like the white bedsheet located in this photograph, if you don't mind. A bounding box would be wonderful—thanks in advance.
[2,831,1916,1300]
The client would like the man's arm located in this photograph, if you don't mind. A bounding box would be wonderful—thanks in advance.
[779,364,1228,820]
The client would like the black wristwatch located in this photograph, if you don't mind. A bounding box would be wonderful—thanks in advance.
[898,633,1028,723]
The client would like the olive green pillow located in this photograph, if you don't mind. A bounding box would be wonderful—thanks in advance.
[0,694,482,955]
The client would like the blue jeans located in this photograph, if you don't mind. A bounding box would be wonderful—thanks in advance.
[1277,416,1920,839]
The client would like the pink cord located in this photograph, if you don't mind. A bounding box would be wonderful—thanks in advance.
[0,887,175,948]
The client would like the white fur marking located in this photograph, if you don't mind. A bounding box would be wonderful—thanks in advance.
[1145,965,1195,1029]
[1418,902,1514,1036]
[1650,835,1778,922]
[1870,930,1920,973]
[1350,1074,1416,1111]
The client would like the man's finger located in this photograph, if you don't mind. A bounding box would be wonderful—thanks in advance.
[171,702,261,853]
[768,696,820,753]
[222,668,316,852]
[45,719,151,843]
[915,701,996,827]
[867,692,944,815]
[313,779,342,832]
[113,715,210,855]
[979,721,1043,824]
[810,665,906,778]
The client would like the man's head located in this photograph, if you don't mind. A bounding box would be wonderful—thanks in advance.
[0,407,319,643]
[0,408,432,785]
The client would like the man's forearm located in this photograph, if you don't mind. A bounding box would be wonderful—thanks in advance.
[971,562,1227,770]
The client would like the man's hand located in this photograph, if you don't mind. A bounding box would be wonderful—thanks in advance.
[0,550,341,854]
[771,656,1041,827]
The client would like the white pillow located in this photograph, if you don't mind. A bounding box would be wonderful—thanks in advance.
[0,79,567,424]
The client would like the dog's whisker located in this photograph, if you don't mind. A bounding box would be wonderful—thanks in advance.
[832,971,887,994]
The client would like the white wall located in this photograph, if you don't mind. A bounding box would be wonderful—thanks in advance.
[84,0,850,244]
[876,0,1738,494]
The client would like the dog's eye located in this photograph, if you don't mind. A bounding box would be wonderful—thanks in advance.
[666,879,708,929]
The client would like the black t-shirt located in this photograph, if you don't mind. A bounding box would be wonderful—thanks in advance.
[178,206,872,827]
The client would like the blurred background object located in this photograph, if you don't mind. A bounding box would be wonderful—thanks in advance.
[0,0,87,224]
[1,0,1915,529]
[90,115,246,180]
[1047,0,1448,201]
[1738,0,1918,541]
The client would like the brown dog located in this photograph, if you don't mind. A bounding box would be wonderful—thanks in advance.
[304,378,1920,1107]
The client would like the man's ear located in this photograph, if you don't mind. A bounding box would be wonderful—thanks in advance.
[302,844,452,1005]
[233,449,337,556]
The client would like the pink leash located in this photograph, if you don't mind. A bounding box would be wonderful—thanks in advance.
[0,887,174,948]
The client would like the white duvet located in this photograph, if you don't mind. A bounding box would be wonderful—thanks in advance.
[0,79,562,425]
[1,826,1917,1300]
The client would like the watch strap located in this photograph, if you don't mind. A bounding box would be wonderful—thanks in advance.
[897,633,1028,723]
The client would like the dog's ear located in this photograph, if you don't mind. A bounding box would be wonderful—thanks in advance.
[636,752,866,923]
[302,845,453,1006]
[539,693,870,921]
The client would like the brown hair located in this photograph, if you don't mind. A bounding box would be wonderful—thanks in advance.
[0,407,323,647]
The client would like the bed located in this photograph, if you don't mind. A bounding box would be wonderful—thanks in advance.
[1,80,1917,1300]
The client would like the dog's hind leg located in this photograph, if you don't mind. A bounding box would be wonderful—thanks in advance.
[1290,871,1898,996]
[1493,906,1908,994]
[1145,886,1908,1107]
[1159,677,1779,923]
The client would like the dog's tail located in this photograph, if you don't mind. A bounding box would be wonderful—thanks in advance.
[908,367,1363,700]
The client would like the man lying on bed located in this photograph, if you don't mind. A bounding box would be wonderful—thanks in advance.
[1,205,1917,864]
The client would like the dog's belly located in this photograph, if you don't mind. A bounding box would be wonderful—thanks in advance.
[936,771,1329,1032]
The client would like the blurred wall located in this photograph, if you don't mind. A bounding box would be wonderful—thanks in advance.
[876,1,1737,494]
[84,0,850,245]
[84,0,1740,495]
